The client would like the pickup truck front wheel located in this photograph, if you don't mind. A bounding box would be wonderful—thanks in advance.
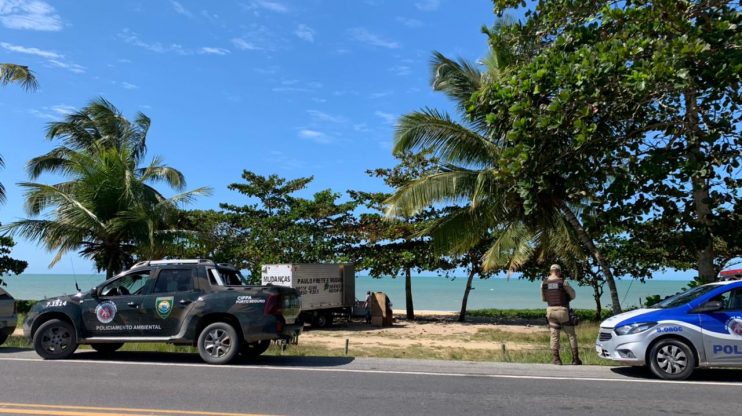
[198,322,240,364]
[33,319,78,360]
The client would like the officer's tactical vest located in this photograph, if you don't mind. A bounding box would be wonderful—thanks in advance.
[542,278,569,307]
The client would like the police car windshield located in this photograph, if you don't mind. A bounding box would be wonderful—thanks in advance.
[654,285,719,309]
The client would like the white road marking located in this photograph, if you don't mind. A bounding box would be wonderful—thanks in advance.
[1,356,741,387]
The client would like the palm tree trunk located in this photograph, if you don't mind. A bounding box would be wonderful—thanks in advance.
[405,267,414,320]
[558,202,622,314]
[459,268,477,322]
[592,282,603,321]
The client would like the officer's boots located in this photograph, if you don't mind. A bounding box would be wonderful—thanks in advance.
[552,349,562,365]
[571,347,582,365]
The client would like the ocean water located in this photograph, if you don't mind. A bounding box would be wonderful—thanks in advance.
[2,273,690,311]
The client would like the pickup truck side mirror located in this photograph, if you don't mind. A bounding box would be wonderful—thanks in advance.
[91,287,100,298]
[694,300,722,313]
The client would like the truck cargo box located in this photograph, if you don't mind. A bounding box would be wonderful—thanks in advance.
[261,264,355,312]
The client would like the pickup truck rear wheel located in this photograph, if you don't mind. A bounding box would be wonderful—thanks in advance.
[241,340,271,358]
[33,319,78,360]
[198,322,240,364]
[648,338,696,380]
[91,343,124,354]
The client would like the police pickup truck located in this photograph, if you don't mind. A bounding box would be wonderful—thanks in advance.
[596,280,742,380]
[23,259,302,364]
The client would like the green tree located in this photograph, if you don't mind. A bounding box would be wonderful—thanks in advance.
[0,63,37,91]
[0,230,28,286]
[488,0,742,284]
[349,153,454,320]
[386,45,619,311]
[4,99,208,277]
[221,170,356,281]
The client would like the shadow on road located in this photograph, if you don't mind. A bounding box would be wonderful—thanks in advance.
[70,350,355,367]
[0,347,32,353]
[610,366,742,383]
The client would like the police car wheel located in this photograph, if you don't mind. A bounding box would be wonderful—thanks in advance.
[91,343,124,354]
[648,339,695,380]
[33,319,78,360]
[198,322,240,364]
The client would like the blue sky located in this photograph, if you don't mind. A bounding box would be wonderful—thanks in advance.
[0,0,500,274]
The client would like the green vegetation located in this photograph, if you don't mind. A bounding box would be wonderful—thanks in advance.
[3,98,210,278]
[467,309,612,323]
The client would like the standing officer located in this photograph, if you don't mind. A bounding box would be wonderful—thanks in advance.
[541,264,581,365]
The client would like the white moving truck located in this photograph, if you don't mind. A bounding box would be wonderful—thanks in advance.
[261,264,355,328]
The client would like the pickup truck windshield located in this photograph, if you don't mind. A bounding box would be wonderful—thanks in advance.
[654,285,719,309]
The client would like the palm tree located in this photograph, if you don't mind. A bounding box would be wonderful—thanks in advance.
[0,63,38,91]
[4,99,209,277]
[0,63,38,205]
[386,43,624,314]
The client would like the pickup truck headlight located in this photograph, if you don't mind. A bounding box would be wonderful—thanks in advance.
[615,322,657,336]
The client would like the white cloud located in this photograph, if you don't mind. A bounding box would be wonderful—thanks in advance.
[389,65,412,76]
[0,0,62,31]
[307,110,345,124]
[121,82,139,90]
[231,37,261,51]
[0,41,59,58]
[349,27,399,49]
[294,24,315,42]
[199,47,230,55]
[118,29,188,55]
[48,59,85,73]
[369,90,394,99]
[298,129,331,144]
[415,0,440,11]
[50,104,75,115]
[396,16,423,28]
[170,1,192,17]
[375,111,397,125]
[0,41,84,73]
[249,0,288,13]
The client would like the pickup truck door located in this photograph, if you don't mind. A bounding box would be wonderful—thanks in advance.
[699,287,742,365]
[82,269,153,337]
[137,267,200,337]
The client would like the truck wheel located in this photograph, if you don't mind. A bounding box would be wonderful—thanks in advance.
[313,313,332,328]
[33,319,78,360]
[648,338,695,380]
[91,343,124,354]
[198,322,240,364]
[241,340,271,358]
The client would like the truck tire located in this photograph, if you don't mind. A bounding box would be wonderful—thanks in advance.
[0,333,8,346]
[33,319,78,360]
[241,340,271,358]
[313,312,332,328]
[197,322,240,364]
[648,338,696,380]
[91,343,124,354]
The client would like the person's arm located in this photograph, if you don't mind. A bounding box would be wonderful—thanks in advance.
[541,282,547,302]
[564,281,576,301]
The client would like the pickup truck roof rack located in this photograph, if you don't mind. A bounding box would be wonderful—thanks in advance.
[131,259,216,268]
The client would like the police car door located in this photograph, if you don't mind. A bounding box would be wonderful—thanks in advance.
[83,269,152,337]
[139,267,200,337]
[699,287,742,365]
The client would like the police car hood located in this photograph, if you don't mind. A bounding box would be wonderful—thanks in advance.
[600,308,660,329]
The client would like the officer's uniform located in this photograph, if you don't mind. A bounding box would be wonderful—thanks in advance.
[541,276,581,365]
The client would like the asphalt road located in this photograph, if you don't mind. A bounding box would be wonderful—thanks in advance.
[1,348,741,416]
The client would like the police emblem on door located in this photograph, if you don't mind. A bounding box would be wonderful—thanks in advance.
[726,317,742,336]
[95,301,117,324]
[156,297,174,319]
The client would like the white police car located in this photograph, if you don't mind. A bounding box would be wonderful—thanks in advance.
[596,280,742,380]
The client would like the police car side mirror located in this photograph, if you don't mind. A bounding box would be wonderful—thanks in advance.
[693,300,722,313]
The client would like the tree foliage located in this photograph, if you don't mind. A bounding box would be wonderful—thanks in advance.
[3,98,209,277]
[220,170,356,282]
